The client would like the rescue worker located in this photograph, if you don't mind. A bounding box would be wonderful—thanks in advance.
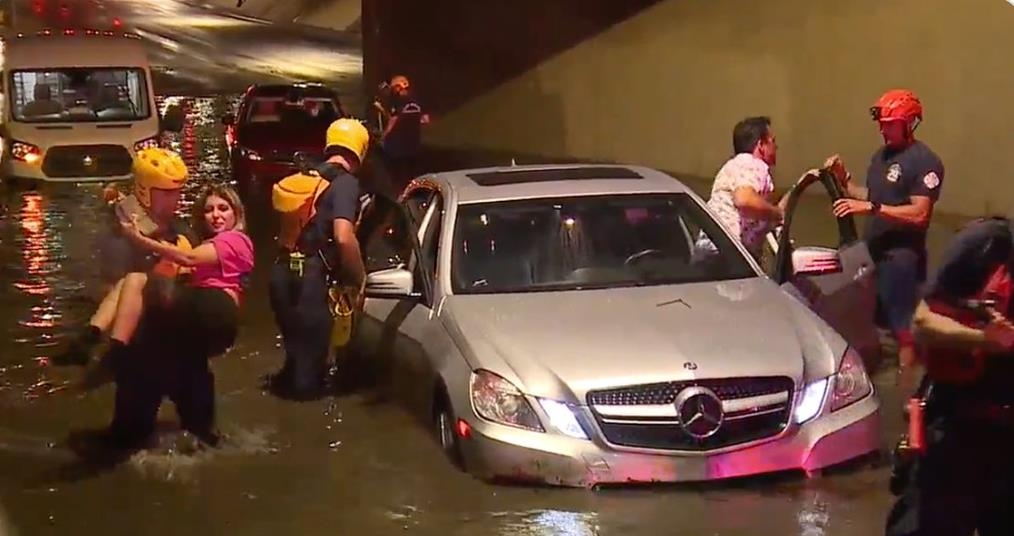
[828,89,944,399]
[884,216,1014,536]
[267,118,370,400]
[52,148,195,367]
[376,75,429,189]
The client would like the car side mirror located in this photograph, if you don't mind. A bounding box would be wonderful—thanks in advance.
[791,246,843,276]
[364,267,418,299]
[160,104,184,133]
[221,113,235,126]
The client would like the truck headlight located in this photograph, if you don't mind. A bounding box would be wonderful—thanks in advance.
[11,140,41,164]
[469,370,543,432]
[134,136,160,151]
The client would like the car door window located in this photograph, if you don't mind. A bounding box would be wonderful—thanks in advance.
[358,196,417,273]
[771,172,858,283]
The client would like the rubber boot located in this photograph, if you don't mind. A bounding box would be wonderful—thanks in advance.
[51,325,103,367]
[81,339,129,391]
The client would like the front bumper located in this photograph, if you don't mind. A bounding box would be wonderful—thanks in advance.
[461,392,881,487]
[3,160,130,183]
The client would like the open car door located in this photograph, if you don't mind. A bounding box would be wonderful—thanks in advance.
[768,170,881,368]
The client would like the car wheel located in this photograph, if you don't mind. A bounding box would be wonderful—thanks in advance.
[433,391,465,470]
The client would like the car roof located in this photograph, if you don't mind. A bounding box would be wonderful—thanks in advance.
[423,164,696,204]
[245,83,339,99]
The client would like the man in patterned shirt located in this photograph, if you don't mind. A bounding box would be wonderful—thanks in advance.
[704,116,822,259]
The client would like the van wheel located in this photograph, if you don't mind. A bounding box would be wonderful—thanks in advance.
[433,392,465,470]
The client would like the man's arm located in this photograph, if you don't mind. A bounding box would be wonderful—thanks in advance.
[333,218,366,287]
[733,186,783,222]
[329,176,367,288]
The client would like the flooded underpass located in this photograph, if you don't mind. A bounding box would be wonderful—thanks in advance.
[0,0,985,532]
[0,92,978,536]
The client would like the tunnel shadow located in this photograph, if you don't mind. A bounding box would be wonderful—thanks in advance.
[364,0,665,119]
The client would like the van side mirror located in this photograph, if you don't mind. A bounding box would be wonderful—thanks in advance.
[160,104,184,133]
[364,267,418,299]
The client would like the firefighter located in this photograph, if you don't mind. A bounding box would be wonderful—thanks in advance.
[885,216,1014,535]
[52,148,195,367]
[827,89,945,399]
[267,118,369,400]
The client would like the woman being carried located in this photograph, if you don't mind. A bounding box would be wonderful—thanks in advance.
[82,185,254,390]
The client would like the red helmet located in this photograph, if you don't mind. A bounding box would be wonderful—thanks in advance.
[870,89,923,124]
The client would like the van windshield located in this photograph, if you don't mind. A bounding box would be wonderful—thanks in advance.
[10,68,151,123]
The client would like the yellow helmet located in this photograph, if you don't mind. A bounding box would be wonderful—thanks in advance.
[132,148,188,208]
[324,118,369,164]
[272,171,328,214]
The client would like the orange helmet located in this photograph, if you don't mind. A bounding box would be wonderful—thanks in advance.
[389,75,410,92]
[870,89,923,125]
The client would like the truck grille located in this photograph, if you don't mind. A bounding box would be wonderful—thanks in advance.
[42,145,133,178]
[587,377,794,452]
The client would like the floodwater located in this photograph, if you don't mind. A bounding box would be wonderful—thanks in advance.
[0,0,978,534]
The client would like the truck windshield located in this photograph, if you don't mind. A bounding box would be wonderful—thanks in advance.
[10,67,151,123]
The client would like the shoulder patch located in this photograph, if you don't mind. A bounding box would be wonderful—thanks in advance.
[923,171,941,190]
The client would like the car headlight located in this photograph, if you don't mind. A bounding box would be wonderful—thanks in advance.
[469,370,543,432]
[134,136,160,152]
[794,377,828,425]
[538,399,589,440]
[794,346,873,424]
[830,346,873,412]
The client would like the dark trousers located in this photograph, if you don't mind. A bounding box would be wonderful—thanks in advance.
[108,287,238,446]
[268,256,333,397]
[886,408,1014,535]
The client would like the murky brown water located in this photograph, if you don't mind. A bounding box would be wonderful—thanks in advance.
[0,95,975,536]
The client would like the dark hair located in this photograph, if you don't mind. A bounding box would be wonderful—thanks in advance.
[732,116,772,154]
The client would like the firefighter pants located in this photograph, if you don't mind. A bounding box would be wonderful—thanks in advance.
[885,408,1014,536]
[109,287,238,446]
[268,255,332,398]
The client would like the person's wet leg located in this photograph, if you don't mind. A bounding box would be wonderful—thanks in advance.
[173,353,219,447]
[108,349,162,449]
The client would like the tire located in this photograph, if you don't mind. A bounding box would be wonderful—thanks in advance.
[433,389,465,470]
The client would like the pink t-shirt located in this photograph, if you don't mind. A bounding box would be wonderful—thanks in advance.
[190,230,255,294]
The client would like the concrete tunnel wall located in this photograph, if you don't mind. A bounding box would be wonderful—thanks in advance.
[362,0,1014,218]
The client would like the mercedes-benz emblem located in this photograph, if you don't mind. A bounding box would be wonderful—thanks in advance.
[674,386,724,439]
[83,156,94,166]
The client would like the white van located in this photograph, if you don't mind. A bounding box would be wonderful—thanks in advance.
[0,28,182,183]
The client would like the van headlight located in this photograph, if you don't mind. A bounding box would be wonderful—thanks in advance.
[829,346,873,412]
[469,370,543,432]
[134,137,160,151]
[11,140,41,163]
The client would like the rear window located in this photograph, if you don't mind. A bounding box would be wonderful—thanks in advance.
[243,96,341,126]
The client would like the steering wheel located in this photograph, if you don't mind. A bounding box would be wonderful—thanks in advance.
[624,249,665,266]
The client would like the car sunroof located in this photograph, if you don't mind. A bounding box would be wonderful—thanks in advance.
[466,166,643,186]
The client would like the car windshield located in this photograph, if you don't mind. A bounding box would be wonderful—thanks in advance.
[243,96,341,126]
[451,193,757,294]
[10,68,151,123]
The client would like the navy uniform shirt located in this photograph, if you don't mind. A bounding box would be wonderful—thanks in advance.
[923,217,1014,402]
[863,140,944,258]
[382,94,424,160]
[296,162,362,266]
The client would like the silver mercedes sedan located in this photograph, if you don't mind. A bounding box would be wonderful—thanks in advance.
[350,163,881,487]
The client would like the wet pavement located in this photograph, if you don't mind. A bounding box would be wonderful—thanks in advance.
[0,2,982,535]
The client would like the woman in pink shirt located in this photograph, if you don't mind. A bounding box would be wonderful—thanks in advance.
[83,185,254,389]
